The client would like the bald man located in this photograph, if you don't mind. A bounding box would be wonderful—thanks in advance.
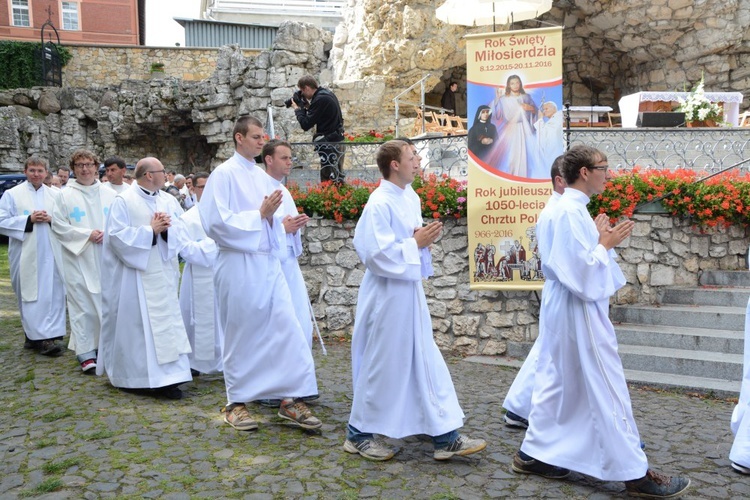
[98,157,192,399]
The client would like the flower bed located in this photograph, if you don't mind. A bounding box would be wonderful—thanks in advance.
[588,168,750,227]
[289,174,467,223]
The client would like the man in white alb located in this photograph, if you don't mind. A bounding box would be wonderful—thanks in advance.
[199,115,321,432]
[344,140,486,461]
[51,149,116,372]
[98,157,192,399]
[513,145,690,498]
[0,156,66,356]
[102,156,130,194]
[174,171,223,375]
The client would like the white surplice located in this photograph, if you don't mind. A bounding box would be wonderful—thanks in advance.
[521,188,647,481]
[502,191,561,419]
[97,184,192,389]
[730,297,750,468]
[174,205,223,374]
[271,177,313,347]
[0,181,66,341]
[199,152,317,403]
[51,180,116,358]
[348,180,464,438]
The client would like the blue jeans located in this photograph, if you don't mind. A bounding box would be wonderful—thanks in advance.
[347,424,459,450]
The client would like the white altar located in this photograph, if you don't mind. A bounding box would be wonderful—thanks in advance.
[619,91,744,128]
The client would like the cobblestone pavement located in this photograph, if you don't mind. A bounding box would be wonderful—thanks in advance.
[0,273,746,498]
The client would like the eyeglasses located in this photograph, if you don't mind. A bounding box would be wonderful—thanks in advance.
[588,164,609,172]
[74,162,96,169]
[147,170,166,174]
[194,184,206,189]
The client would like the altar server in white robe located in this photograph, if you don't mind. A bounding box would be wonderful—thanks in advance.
[730,297,750,474]
[51,149,116,372]
[343,140,486,462]
[261,140,313,347]
[514,145,690,498]
[98,157,192,400]
[199,115,321,432]
[0,156,66,356]
[174,171,223,375]
[102,156,130,194]
[502,156,565,428]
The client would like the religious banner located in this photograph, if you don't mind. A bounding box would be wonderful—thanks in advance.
[465,26,564,290]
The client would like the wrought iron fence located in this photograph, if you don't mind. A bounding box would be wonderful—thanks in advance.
[287,129,750,186]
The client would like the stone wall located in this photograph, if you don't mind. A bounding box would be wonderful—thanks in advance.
[300,214,750,355]
[62,45,261,88]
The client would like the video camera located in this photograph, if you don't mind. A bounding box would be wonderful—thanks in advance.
[284,90,307,109]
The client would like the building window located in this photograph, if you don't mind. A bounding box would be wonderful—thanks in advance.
[61,1,79,30]
[11,0,30,27]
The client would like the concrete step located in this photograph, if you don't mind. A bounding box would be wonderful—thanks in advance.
[660,286,750,308]
[464,354,741,398]
[623,369,740,398]
[618,344,743,380]
[700,270,750,287]
[611,303,746,331]
[615,323,744,354]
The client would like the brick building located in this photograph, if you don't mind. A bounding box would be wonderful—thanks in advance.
[0,0,144,45]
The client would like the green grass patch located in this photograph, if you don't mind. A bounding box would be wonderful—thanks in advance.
[20,477,63,496]
[14,369,35,383]
[41,410,74,423]
[85,429,115,440]
[42,457,81,474]
[35,438,56,448]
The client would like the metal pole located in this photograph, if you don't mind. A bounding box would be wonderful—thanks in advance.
[267,105,275,139]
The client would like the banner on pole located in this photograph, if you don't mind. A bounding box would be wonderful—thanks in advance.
[465,26,564,290]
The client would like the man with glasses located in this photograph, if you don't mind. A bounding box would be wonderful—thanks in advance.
[173,172,223,376]
[512,146,690,498]
[51,149,116,372]
[98,157,192,399]
[0,156,66,356]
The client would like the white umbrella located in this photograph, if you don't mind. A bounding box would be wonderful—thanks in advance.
[436,0,553,28]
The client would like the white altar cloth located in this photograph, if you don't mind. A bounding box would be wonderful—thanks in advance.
[619,91,744,128]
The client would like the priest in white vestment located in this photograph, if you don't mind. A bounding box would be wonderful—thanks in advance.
[102,156,130,194]
[98,157,192,400]
[730,297,750,474]
[344,140,486,462]
[51,150,116,372]
[0,156,66,356]
[173,172,223,375]
[261,140,313,347]
[514,145,690,498]
[502,155,565,428]
[199,116,321,432]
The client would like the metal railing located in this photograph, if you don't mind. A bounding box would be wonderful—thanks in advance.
[393,74,455,137]
[286,128,750,187]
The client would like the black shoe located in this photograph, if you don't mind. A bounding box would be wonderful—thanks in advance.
[512,451,570,479]
[38,340,62,356]
[155,384,183,400]
[24,338,37,349]
[625,469,690,498]
[504,411,529,429]
[190,369,201,377]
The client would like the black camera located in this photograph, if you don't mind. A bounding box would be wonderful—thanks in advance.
[284,90,306,108]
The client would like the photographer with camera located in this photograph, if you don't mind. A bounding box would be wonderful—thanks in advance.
[289,75,345,184]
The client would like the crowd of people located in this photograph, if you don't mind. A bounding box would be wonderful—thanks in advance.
[3,107,750,494]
